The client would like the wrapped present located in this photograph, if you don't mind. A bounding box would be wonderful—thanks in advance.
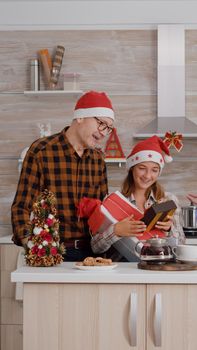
[137,229,166,241]
[88,191,143,235]
[87,192,177,241]
[131,200,177,240]
[77,197,101,218]
[142,200,177,232]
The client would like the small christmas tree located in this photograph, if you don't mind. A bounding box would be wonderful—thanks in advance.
[25,189,65,267]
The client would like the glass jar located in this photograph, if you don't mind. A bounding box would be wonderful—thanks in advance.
[63,73,80,91]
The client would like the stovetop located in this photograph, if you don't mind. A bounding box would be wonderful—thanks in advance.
[184,229,197,238]
[185,238,197,245]
[183,228,197,244]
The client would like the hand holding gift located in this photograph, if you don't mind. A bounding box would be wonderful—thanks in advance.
[114,215,146,237]
[155,215,173,232]
[78,191,177,241]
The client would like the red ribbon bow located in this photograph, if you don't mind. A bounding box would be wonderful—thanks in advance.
[163,131,183,152]
[76,197,101,219]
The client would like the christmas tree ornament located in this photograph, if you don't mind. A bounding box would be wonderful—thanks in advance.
[163,131,183,151]
[104,128,126,167]
[25,189,65,267]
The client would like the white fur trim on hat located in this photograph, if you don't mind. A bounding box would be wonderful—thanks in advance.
[164,154,173,163]
[73,107,114,120]
[126,150,164,170]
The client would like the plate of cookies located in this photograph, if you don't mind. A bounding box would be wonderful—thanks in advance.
[75,257,117,271]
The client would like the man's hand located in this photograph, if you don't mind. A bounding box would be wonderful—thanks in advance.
[21,237,29,246]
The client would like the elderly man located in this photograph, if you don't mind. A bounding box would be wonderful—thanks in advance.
[11,90,115,261]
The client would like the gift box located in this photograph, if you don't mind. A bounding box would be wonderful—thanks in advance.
[88,191,143,235]
[87,192,176,241]
[142,200,177,232]
[136,229,166,241]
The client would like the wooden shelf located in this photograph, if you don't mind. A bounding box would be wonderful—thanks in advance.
[105,158,126,168]
[24,90,83,96]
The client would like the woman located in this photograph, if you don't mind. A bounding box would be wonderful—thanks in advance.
[91,135,185,259]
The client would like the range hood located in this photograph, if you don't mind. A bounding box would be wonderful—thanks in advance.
[134,25,197,139]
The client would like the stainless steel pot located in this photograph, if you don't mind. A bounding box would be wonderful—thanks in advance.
[182,202,197,229]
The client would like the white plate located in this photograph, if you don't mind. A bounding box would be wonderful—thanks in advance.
[176,258,197,264]
[75,263,118,271]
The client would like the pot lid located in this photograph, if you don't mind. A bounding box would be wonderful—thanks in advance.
[147,236,168,247]
[182,201,197,209]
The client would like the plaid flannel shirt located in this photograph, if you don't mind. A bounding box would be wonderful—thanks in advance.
[11,127,108,246]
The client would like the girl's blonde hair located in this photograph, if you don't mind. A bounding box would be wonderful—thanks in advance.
[121,167,165,201]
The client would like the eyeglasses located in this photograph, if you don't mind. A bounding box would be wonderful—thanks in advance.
[94,117,114,135]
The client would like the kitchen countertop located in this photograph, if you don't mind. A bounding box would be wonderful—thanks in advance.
[11,262,197,284]
[2,235,195,245]
[0,235,194,246]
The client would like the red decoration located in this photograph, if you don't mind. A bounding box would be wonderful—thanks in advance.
[163,131,183,152]
[104,128,126,159]
[85,191,165,240]
[25,189,65,267]
[77,197,101,219]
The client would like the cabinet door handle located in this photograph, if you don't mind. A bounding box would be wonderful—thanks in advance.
[154,293,162,347]
[130,291,137,347]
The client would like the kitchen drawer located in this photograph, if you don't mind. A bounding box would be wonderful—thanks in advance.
[1,270,15,298]
[1,324,23,350]
[1,298,23,325]
[0,245,23,271]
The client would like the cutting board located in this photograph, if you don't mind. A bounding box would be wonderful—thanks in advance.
[138,261,197,271]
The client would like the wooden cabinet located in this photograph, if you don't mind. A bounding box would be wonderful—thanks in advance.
[147,284,197,350]
[0,244,23,350]
[59,284,146,350]
[23,282,197,350]
[1,325,23,350]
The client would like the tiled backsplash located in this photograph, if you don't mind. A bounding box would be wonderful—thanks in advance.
[0,30,197,237]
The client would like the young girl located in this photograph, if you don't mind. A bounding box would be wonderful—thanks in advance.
[91,135,185,259]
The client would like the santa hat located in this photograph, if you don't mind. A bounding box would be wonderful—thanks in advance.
[73,90,114,120]
[126,135,173,170]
